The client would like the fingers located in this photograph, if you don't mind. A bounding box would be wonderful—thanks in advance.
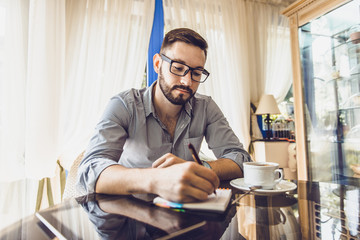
[152,153,186,168]
[191,165,220,196]
[154,160,173,168]
[165,181,209,202]
[152,156,166,168]
[163,162,219,202]
[177,162,220,195]
[152,159,220,203]
[162,182,210,203]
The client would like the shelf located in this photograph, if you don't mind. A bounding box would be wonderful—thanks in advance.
[326,72,360,81]
[338,105,360,111]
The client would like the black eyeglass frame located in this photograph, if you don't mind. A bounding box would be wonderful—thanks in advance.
[160,54,210,83]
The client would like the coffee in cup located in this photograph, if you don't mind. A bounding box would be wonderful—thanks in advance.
[243,162,283,190]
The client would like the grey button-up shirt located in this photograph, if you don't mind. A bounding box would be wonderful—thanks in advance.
[77,81,251,193]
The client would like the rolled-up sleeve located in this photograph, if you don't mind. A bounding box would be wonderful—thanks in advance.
[77,96,131,194]
[204,98,252,171]
[77,157,119,194]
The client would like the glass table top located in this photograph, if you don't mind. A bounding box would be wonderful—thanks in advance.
[1,180,359,240]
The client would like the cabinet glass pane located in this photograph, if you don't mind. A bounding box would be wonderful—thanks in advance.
[299,0,360,183]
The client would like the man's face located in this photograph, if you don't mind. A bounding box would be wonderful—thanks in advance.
[158,42,206,105]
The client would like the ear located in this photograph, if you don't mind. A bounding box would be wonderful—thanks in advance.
[153,53,161,74]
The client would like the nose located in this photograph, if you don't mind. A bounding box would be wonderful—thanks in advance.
[180,70,193,86]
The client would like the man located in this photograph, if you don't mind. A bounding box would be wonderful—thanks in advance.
[77,28,251,203]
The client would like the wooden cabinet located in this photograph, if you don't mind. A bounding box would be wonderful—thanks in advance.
[283,0,360,182]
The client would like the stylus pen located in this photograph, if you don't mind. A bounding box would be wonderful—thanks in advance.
[188,143,217,196]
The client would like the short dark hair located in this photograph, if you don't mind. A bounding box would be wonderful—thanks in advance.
[160,28,208,59]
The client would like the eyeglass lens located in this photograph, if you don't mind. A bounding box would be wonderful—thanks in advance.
[170,62,207,82]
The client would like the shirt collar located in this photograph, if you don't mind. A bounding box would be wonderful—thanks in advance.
[143,81,156,118]
[143,80,193,118]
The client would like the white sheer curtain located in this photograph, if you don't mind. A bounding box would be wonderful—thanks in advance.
[0,0,65,182]
[0,0,65,230]
[234,0,293,104]
[163,0,292,154]
[0,0,154,230]
[59,0,154,169]
[221,0,293,144]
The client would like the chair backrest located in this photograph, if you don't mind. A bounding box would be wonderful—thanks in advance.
[62,151,85,200]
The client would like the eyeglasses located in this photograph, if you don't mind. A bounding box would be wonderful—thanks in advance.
[160,54,210,83]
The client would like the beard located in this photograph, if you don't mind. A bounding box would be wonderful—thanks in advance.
[158,68,195,105]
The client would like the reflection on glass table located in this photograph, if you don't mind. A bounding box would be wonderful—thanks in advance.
[1,180,359,240]
[235,194,300,240]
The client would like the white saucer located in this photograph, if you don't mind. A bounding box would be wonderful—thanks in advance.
[230,178,297,195]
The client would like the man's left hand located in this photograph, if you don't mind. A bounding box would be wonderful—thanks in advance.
[152,153,187,168]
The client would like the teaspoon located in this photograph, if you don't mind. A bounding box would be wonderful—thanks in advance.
[231,185,262,204]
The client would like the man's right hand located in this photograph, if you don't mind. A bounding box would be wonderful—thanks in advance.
[150,161,219,203]
[95,158,219,203]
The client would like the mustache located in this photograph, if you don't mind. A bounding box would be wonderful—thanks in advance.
[172,85,193,95]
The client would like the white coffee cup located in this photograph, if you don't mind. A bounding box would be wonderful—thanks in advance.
[243,162,283,190]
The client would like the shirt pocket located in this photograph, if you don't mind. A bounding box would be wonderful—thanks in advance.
[183,136,204,161]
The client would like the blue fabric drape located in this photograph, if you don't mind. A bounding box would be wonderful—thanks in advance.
[147,0,164,86]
